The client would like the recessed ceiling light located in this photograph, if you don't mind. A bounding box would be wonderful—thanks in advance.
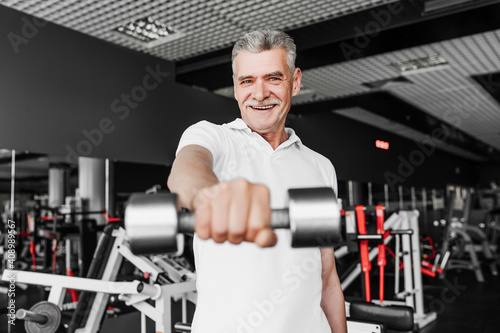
[296,86,316,96]
[114,17,184,48]
[424,0,474,13]
[390,54,449,74]
[362,76,413,89]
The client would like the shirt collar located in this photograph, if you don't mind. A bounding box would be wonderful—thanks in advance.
[226,118,249,130]
[226,118,302,147]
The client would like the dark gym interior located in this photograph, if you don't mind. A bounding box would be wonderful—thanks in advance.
[1,1,500,332]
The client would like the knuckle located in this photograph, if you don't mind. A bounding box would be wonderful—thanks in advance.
[255,184,270,200]
[212,233,226,243]
[196,218,210,230]
[233,178,249,191]
[212,224,228,238]
[247,224,261,236]
[230,228,246,239]
[229,237,243,245]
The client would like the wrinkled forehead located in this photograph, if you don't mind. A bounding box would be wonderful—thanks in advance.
[233,48,290,77]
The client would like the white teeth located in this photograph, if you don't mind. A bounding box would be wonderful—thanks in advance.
[252,105,274,110]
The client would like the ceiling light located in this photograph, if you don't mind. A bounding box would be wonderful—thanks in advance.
[390,54,449,73]
[362,76,413,89]
[114,17,184,48]
[423,0,474,13]
[296,87,316,96]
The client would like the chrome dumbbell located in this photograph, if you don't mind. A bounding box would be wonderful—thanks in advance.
[125,187,341,254]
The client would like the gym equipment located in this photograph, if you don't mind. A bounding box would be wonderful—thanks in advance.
[172,320,385,333]
[353,205,409,304]
[172,300,415,333]
[439,188,498,282]
[16,301,62,333]
[348,301,414,332]
[172,321,385,333]
[341,210,437,329]
[420,237,445,278]
[173,321,385,333]
[354,205,373,302]
[174,322,192,333]
[2,225,197,333]
[375,205,388,304]
[125,187,342,254]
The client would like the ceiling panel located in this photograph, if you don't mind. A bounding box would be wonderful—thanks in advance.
[2,0,398,61]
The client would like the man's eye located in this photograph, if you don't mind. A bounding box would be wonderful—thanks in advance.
[269,77,280,82]
[241,80,252,84]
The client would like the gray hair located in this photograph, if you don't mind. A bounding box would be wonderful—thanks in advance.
[231,29,296,76]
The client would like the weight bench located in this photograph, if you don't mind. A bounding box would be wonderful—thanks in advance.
[172,301,414,333]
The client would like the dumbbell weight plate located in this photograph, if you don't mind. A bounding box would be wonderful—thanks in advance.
[288,187,342,247]
[125,192,179,254]
[20,301,61,333]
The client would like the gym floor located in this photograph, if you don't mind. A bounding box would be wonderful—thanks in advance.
[1,267,498,332]
[419,269,500,333]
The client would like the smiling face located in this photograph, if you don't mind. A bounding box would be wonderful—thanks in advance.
[233,48,302,138]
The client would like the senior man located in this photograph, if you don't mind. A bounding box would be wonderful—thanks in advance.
[168,29,347,333]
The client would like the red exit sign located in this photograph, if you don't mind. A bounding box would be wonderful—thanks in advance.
[375,140,389,150]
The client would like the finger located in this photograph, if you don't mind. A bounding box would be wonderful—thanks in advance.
[227,181,250,244]
[193,186,218,240]
[194,201,211,240]
[254,228,278,248]
[245,185,271,243]
[210,183,230,243]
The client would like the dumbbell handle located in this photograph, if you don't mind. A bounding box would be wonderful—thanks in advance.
[178,208,290,233]
[16,309,48,325]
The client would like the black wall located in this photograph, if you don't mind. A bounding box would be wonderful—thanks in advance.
[288,112,479,189]
[478,163,500,188]
[0,5,486,190]
[0,5,237,166]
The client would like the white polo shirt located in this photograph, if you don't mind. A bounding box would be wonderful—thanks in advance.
[176,118,337,333]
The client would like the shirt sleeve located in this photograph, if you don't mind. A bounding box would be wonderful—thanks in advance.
[330,164,338,198]
[175,121,223,159]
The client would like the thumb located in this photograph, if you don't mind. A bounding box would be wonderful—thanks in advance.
[254,228,277,248]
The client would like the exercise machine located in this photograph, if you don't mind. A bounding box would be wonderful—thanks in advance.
[341,209,437,329]
[3,225,197,333]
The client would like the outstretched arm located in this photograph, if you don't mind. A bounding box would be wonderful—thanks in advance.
[167,144,218,210]
[167,144,276,247]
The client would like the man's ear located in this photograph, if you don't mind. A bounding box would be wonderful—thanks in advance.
[233,75,237,100]
[292,68,302,97]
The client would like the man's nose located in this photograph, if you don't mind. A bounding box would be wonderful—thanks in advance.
[252,79,270,101]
